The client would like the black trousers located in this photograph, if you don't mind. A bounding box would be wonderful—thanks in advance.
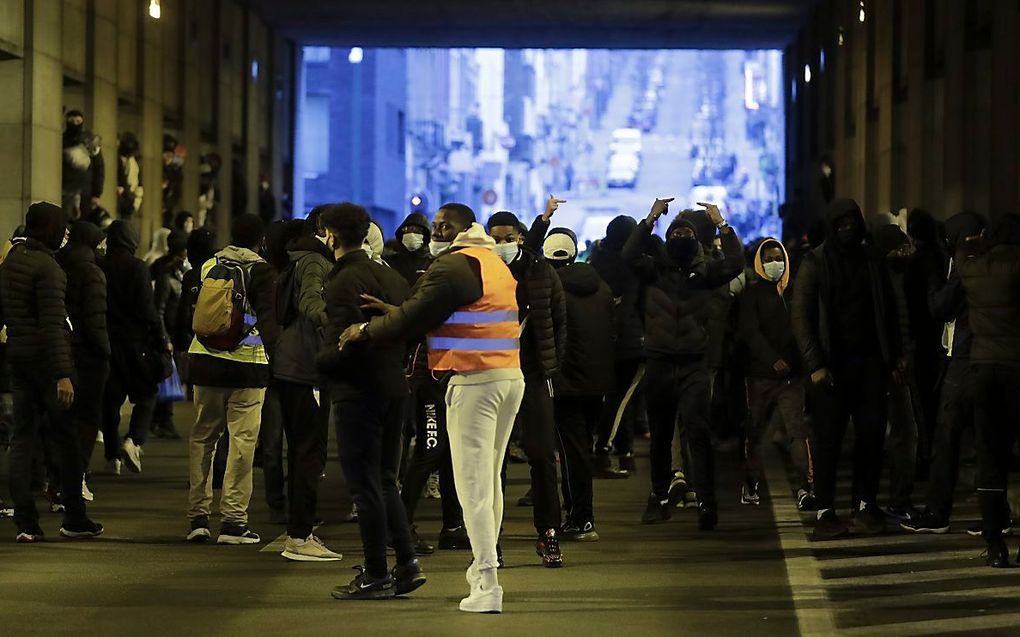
[515,375,561,533]
[973,364,1020,538]
[926,357,974,520]
[72,357,109,472]
[646,358,715,505]
[335,394,416,578]
[10,366,88,531]
[807,357,888,511]
[259,383,286,512]
[102,364,156,460]
[595,358,642,455]
[745,377,812,492]
[401,379,463,529]
[555,395,602,525]
[278,380,328,539]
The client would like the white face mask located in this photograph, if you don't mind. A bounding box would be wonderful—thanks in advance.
[429,240,451,257]
[402,233,425,252]
[494,242,520,265]
[763,260,786,282]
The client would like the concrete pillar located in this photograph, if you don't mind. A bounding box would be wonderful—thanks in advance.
[88,0,120,217]
[989,3,1018,216]
[138,0,164,251]
[214,0,236,244]
[872,0,894,215]
[244,12,261,219]
[179,0,202,216]
[942,1,966,217]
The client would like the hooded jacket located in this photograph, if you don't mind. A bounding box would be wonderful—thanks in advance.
[272,233,333,385]
[0,203,74,379]
[589,215,645,360]
[553,261,615,396]
[739,238,799,379]
[928,212,985,359]
[791,198,909,372]
[102,220,165,346]
[623,216,744,360]
[57,221,110,362]
[505,243,567,380]
[316,249,411,399]
[958,214,1020,366]
[387,212,432,284]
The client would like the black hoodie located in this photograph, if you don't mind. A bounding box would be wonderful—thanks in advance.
[102,220,165,345]
[589,215,644,360]
[927,212,985,360]
[58,221,110,362]
[387,212,432,285]
[553,261,616,396]
[958,214,1020,366]
[791,198,908,372]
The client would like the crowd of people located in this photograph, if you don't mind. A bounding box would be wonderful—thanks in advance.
[0,188,1019,613]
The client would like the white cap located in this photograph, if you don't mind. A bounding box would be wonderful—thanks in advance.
[543,233,577,261]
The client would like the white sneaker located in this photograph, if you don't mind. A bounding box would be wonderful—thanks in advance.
[121,438,143,473]
[105,459,122,476]
[460,585,503,614]
[96,431,104,445]
[281,535,343,562]
[82,479,94,502]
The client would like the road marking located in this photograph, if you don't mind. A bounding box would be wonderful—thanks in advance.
[764,451,839,637]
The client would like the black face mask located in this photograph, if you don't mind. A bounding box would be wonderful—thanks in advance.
[667,236,699,265]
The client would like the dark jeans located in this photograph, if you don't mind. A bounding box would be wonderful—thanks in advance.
[555,395,602,525]
[515,375,561,533]
[596,359,642,455]
[745,377,812,492]
[260,383,286,512]
[646,358,715,505]
[278,381,328,539]
[335,394,415,578]
[926,357,974,520]
[807,357,889,511]
[401,380,463,529]
[913,346,944,473]
[10,366,88,530]
[72,358,109,472]
[152,400,174,430]
[102,365,157,460]
[886,381,918,509]
[973,364,1020,538]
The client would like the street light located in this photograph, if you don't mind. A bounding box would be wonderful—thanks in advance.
[348,47,364,64]
[804,64,812,84]
[859,1,866,23]
[148,0,161,19]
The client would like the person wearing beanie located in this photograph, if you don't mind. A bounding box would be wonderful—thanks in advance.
[186,214,278,545]
[57,221,112,502]
[791,198,910,541]
[738,238,814,511]
[486,208,568,568]
[388,212,432,285]
[1,202,103,541]
[624,199,744,530]
[148,230,191,439]
[543,227,615,541]
[589,214,645,477]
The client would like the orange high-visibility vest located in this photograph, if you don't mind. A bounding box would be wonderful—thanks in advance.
[427,246,521,372]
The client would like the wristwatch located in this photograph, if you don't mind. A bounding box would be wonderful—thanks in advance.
[358,322,370,339]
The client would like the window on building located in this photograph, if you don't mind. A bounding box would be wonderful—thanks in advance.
[302,95,330,175]
[304,47,331,64]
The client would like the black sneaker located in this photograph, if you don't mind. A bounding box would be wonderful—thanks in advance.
[968,522,1014,537]
[667,472,697,508]
[438,525,471,550]
[987,539,1014,568]
[812,509,851,541]
[697,502,718,531]
[536,529,563,568]
[411,525,434,556]
[740,481,761,506]
[0,499,14,518]
[15,526,45,543]
[900,511,950,534]
[883,504,920,522]
[852,504,886,535]
[59,518,104,539]
[797,489,817,512]
[642,495,672,524]
[391,559,427,596]
[217,523,261,545]
[46,487,64,513]
[619,452,637,473]
[331,567,395,600]
[560,521,600,542]
[187,515,211,542]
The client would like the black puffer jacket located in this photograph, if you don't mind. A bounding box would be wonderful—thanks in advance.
[102,220,165,345]
[57,221,110,362]
[387,213,432,285]
[791,199,909,372]
[507,246,567,379]
[553,262,615,396]
[623,218,743,360]
[273,233,333,386]
[316,250,411,399]
[958,216,1020,366]
[0,203,74,380]
[928,212,986,360]
[589,215,644,361]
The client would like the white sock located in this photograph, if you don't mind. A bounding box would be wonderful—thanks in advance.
[479,566,498,591]
[817,508,831,520]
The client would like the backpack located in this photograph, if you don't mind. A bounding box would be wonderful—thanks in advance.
[192,257,255,351]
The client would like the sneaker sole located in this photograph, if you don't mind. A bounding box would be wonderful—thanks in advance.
[16,535,43,543]
[394,575,427,596]
[281,550,342,562]
[330,589,395,600]
[901,523,950,535]
[967,528,1013,537]
[59,528,103,539]
[187,530,211,542]
[562,533,600,542]
[217,535,261,545]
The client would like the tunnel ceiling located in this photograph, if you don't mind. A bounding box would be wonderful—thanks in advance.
[246,0,818,49]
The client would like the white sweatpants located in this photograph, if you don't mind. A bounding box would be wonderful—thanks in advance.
[446,377,526,571]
